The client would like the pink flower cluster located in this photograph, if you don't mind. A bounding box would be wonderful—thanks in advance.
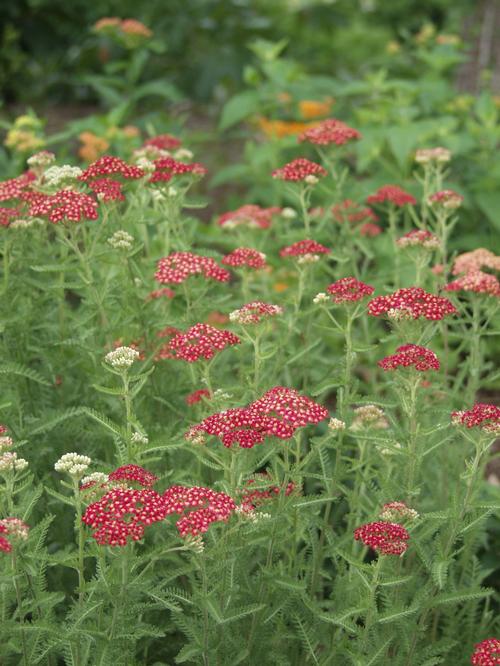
[428,189,463,209]
[150,157,207,183]
[143,134,181,151]
[88,178,125,202]
[327,277,374,304]
[378,344,440,371]
[451,404,500,435]
[186,386,329,448]
[222,247,267,269]
[155,252,230,285]
[367,185,417,207]
[368,287,457,321]
[471,638,500,665]
[163,485,235,537]
[452,249,500,275]
[185,389,211,405]
[230,301,283,325]
[280,239,330,258]
[298,118,361,146]
[396,229,440,250]
[445,271,500,297]
[0,172,36,202]
[354,521,410,555]
[272,158,327,182]
[218,204,281,229]
[164,323,241,362]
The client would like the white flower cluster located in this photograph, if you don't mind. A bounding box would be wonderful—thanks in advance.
[0,451,29,472]
[43,165,83,188]
[174,148,193,160]
[184,534,205,553]
[351,405,389,431]
[414,147,451,164]
[235,506,271,523]
[131,431,149,445]
[212,389,232,400]
[80,471,108,487]
[107,230,134,251]
[304,175,319,185]
[135,156,156,173]
[54,452,91,477]
[105,346,139,370]
[328,418,346,432]
[281,207,297,219]
[297,253,320,265]
[27,150,55,168]
[313,292,330,304]
[0,436,13,452]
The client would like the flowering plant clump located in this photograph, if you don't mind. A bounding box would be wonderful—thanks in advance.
[326,277,374,303]
[272,158,327,181]
[165,323,241,362]
[221,247,267,269]
[368,287,457,320]
[298,118,361,145]
[367,185,417,206]
[155,251,230,284]
[354,521,410,555]
[378,344,440,371]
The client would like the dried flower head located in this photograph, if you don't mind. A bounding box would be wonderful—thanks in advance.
[221,247,267,270]
[396,229,440,250]
[54,452,91,477]
[367,185,416,207]
[163,485,236,537]
[414,147,451,164]
[155,251,230,285]
[108,464,157,488]
[378,344,440,371]
[327,277,375,304]
[105,346,139,369]
[351,405,389,431]
[272,158,327,182]
[229,301,283,325]
[298,118,361,146]
[165,324,240,363]
[368,287,457,321]
[451,404,500,436]
[444,271,500,297]
[471,638,500,665]
[379,502,419,522]
[354,521,410,555]
[428,189,463,209]
[218,204,281,230]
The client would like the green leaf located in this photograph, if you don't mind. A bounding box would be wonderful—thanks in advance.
[0,362,51,386]
[431,561,449,589]
[219,91,261,130]
[92,384,125,396]
[474,192,500,230]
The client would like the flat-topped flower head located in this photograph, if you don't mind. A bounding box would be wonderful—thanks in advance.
[143,134,181,152]
[451,404,500,436]
[27,150,55,170]
[445,271,500,297]
[272,158,327,182]
[380,501,419,522]
[108,465,158,488]
[43,165,83,188]
[163,485,236,537]
[0,451,29,472]
[397,229,440,250]
[155,251,230,285]
[280,239,330,263]
[54,453,91,477]
[471,638,500,665]
[88,178,125,202]
[415,147,451,164]
[378,344,440,371]
[452,249,500,275]
[165,323,240,363]
[82,487,168,546]
[105,346,139,369]
[354,521,410,556]
[327,277,374,304]
[221,247,267,270]
[332,199,378,225]
[0,518,30,541]
[229,301,283,325]
[218,204,281,229]
[79,155,144,182]
[328,417,346,432]
[367,185,417,207]
[368,287,457,321]
[351,405,389,431]
[186,389,211,405]
[25,189,98,223]
[0,172,36,202]
[298,118,361,146]
[150,156,207,183]
[107,229,134,250]
[428,189,463,209]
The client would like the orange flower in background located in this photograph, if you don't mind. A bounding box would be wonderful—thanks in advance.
[93,17,121,32]
[121,19,152,38]
[298,98,334,120]
[78,132,110,163]
[257,118,317,139]
[122,125,140,138]
[273,282,290,293]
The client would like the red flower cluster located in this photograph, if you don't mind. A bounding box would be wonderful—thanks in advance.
[147,287,175,300]
[378,344,440,371]
[445,271,500,297]
[186,389,211,405]
[150,157,207,183]
[332,199,378,225]
[165,323,241,362]
[428,189,463,209]
[82,487,168,546]
[280,239,330,257]
[451,403,500,434]
[79,155,144,182]
[272,158,327,182]
[221,247,267,269]
[240,475,296,512]
[230,301,283,325]
[0,425,8,434]
[25,190,99,223]
[155,252,230,285]
[0,524,12,553]
[186,386,329,448]
[217,204,281,229]
[143,134,181,151]
[368,287,457,321]
[108,465,158,488]
[0,172,35,202]
[0,207,21,227]
[298,118,361,146]
[367,185,417,207]
[163,485,235,537]
[354,521,410,555]
[396,229,439,249]
[327,277,374,304]
[360,222,383,236]
[471,638,500,665]
[88,178,125,201]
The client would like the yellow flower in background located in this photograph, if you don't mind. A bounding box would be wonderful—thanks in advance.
[299,98,334,119]
[415,23,436,44]
[5,129,45,153]
[78,132,110,162]
[386,40,401,55]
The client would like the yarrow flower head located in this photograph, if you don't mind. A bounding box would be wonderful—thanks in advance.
[108,464,158,488]
[79,155,144,182]
[451,404,500,436]
[54,453,91,477]
[164,324,240,363]
[88,178,125,202]
[82,487,168,546]
[155,252,230,285]
[328,417,346,432]
[428,189,463,209]
[396,229,440,250]
[143,134,182,152]
[445,271,500,297]
[131,431,148,445]
[163,485,236,537]
[186,389,211,406]
[378,344,440,372]
[471,638,500,665]
[149,156,207,183]
[43,165,83,188]
[351,405,389,431]
[327,277,375,304]
[298,118,361,146]
[354,521,410,556]
[229,301,283,325]
[414,147,451,164]
[0,436,13,452]
[221,247,267,270]
[0,207,22,228]
[368,287,457,321]
[105,346,140,370]
[272,158,327,182]
[27,150,56,171]
[379,501,419,522]
[217,204,281,230]
[0,172,36,202]
[25,189,99,223]
[0,525,12,553]
[452,249,500,275]
[0,452,29,472]
[280,239,330,263]
[0,517,30,541]
[367,185,417,207]
[107,229,134,250]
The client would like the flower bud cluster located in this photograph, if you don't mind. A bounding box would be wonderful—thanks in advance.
[54,452,91,477]
[414,147,451,164]
[107,229,134,250]
[105,346,140,369]
[43,165,83,188]
[351,405,389,431]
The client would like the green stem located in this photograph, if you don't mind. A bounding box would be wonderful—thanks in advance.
[12,549,29,666]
